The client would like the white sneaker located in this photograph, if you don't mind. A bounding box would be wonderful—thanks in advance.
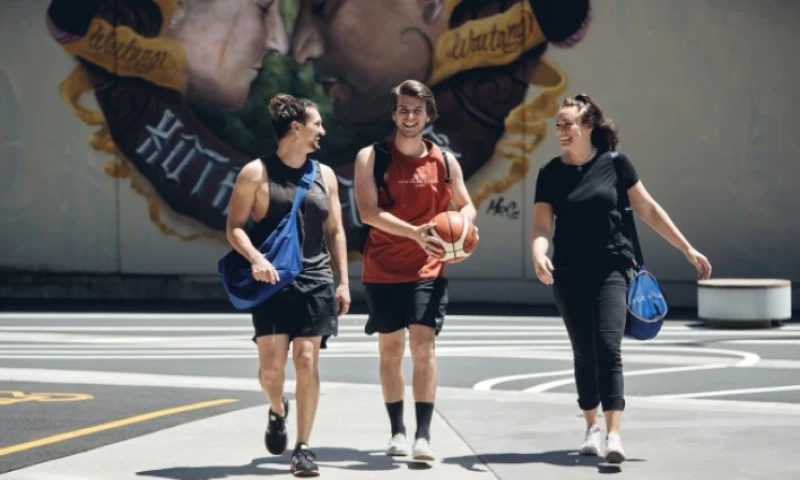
[579,424,602,456]
[605,432,627,463]
[412,437,435,462]
[385,433,411,456]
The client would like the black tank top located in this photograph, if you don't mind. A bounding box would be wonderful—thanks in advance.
[247,153,333,292]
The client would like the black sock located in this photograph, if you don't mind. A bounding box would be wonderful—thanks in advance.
[415,402,434,441]
[385,401,405,436]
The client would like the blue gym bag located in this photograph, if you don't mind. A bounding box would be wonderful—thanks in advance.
[217,159,316,310]
[611,151,668,340]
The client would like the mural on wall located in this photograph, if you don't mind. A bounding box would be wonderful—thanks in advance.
[45,0,591,258]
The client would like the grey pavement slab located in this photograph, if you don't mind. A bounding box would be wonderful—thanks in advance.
[435,388,800,479]
[0,383,494,480]
[1,379,799,479]
[0,382,271,474]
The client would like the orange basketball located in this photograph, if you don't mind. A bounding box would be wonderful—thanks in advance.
[430,211,479,262]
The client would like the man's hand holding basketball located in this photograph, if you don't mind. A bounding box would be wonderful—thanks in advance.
[411,222,446,259]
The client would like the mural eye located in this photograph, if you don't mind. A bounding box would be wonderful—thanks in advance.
[257,0,274,14]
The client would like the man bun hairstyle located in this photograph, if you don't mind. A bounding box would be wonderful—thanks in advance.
[390,79,439,122]
[268,93,317,139]
[561,93,619,151]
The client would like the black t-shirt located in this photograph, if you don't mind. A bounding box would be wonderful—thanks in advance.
[534,149,639,270]
[248,154,334,292]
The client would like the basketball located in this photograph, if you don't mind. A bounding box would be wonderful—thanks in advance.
[430,211,479,262]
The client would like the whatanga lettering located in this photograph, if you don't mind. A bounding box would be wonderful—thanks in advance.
[88,23,168,73]
[447,9,536,60]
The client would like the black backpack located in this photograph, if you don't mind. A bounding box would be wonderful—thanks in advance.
[357,140,451,253]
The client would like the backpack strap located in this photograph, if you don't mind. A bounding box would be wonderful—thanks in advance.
[371,140,453,204]
[442,149,453,185]
[372,140,394,207]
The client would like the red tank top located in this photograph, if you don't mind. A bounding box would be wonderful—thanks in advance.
[362,139,452,283]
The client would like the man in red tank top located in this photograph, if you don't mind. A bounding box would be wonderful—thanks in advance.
[354,80,477,462]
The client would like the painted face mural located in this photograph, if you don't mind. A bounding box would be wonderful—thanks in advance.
[47,0,591,254]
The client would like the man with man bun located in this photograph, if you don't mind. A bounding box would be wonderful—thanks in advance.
[226,93,350,477]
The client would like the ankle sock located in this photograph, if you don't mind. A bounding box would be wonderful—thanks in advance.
[385,400,405,436]
[415,402,434,440]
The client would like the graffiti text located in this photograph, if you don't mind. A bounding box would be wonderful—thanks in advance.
[136,109,235,215]
[88,23,168,73]
[486,196,520,220]
[447,10,536,61]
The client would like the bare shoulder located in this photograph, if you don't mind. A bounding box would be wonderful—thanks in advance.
[442,149,464,178]
[238,158,265,183]
[355,145,375,165]
[318,162,337,189]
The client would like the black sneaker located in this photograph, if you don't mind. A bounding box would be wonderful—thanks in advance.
[291,443,319,477]
[265,397,289,455]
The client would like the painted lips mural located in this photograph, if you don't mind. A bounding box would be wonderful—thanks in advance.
[46,0,591,257]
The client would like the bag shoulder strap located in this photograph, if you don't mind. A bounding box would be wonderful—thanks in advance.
[372,140,394,206]
[290,159,317,214]
[610,150,645,268]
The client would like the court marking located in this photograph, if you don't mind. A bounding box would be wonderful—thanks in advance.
[1,311,797,327]
[0,390,93,406]
[473,369,576,391]
[523,364,728,393]
[654,384,800,400]
[1,325,799,336]
[0,398,238,456]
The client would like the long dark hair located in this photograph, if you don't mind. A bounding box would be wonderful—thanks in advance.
[561,93,619,151]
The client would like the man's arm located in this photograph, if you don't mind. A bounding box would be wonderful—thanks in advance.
[445,152,477,222]
[353,146,418,238]
[225,160,263,263]
[321,164,348,286]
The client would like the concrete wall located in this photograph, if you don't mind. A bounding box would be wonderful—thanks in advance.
[2,0,798,307]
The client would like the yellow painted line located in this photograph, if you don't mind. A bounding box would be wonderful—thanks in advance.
[0,398,239,456]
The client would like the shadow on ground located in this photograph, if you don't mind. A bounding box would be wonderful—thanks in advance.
[136,447,434,479]
[442,450,646,475]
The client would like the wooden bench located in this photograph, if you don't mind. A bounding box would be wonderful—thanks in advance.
[697,278,792,328]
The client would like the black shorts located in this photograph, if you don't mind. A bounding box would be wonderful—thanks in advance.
[250,282,339,349]
[363,277,449,336]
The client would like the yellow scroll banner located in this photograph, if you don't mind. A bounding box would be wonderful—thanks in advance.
[430,1,566,208]
[430,0,545,86]
[62,18,187,94]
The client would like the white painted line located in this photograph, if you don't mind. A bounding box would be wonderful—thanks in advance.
[0,326,257,332]
[473,369,576,391]
[523,365,729,393]
[654,385,800,399]
[2,367,799,419]
[513,345,761,366]
[0,313,556,322]
[4,311,797,328]
[4,325,800,340]
[0,341,763,352]
[720,340,800,345]
[0,355,262,360]
[0,367,268,391]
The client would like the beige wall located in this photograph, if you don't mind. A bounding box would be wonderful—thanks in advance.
[2,0,798,306]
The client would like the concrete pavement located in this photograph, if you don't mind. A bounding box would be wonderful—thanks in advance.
[3,381,799,479]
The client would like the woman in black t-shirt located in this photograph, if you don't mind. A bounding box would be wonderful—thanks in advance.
[530,93,712,464]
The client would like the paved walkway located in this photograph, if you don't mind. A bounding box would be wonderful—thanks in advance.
[3,381,798,479]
